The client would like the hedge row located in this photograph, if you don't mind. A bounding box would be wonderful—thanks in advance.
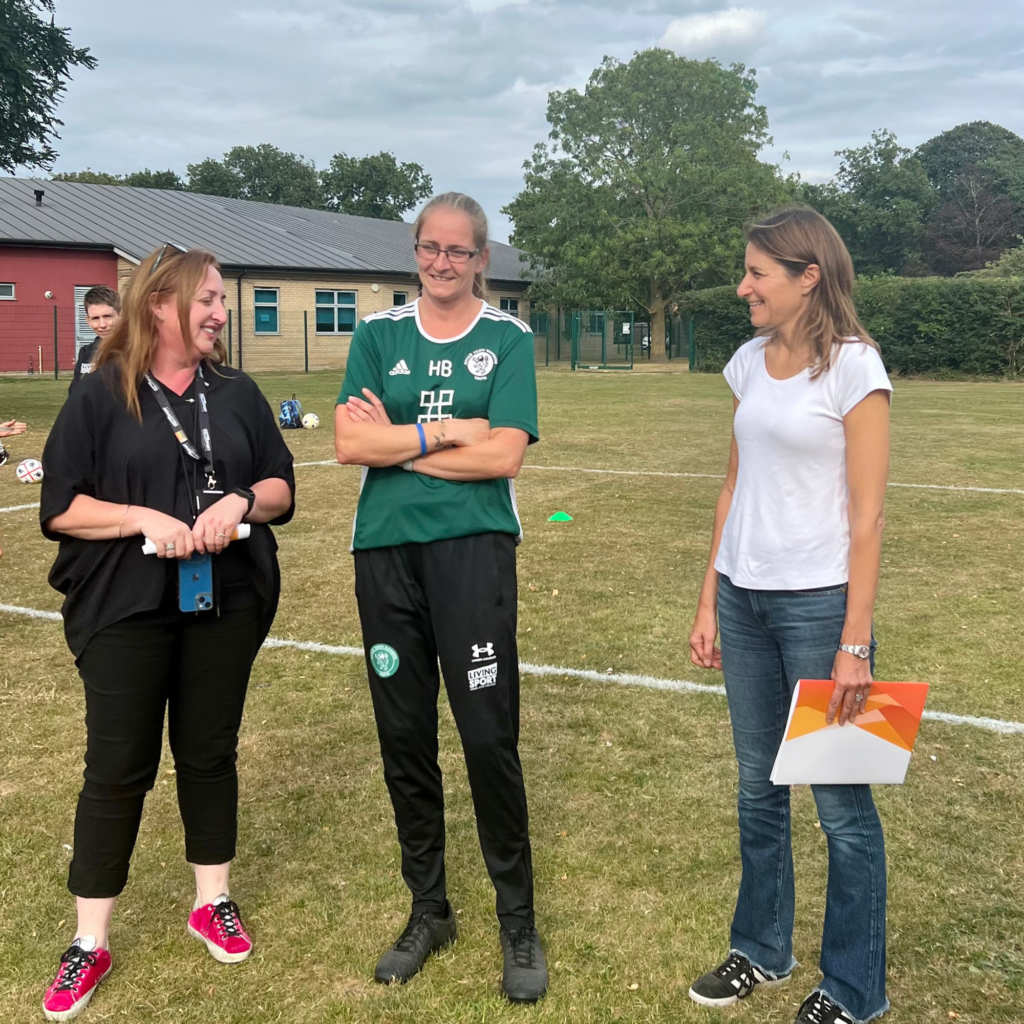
[678,276,1024,377]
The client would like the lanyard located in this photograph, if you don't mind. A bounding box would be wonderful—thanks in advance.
[144,364,220,506]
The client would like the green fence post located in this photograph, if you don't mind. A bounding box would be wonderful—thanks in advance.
[687,317,696,370]
[53,306,59,379]
[304,310,309,373]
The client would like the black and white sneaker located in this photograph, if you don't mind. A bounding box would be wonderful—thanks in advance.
[373,904,457,984]
[795,990,856,1023]
[688,952,791,1007]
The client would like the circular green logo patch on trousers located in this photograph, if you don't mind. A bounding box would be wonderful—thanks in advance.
[370,643,400,678]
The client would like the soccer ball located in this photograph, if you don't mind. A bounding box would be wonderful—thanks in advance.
[301,413,320,429]
[16,458,44,483]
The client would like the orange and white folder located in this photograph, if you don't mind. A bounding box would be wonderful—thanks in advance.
[770,680,930,786]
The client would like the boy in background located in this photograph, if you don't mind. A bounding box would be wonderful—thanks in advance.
[73,286,121,384]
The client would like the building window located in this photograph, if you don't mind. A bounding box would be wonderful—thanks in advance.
[393,291,408,307]
[0,283,14,300]
[499,297,519,315]
[316,290,357,333]
[588,311,606,335]
[254,288,279,334]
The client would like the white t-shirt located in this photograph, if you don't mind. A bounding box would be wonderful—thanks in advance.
[714,337,893,591]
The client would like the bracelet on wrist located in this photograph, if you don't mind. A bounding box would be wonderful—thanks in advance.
[415,422,428,456]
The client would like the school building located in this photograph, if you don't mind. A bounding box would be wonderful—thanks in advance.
[0,178,538,374]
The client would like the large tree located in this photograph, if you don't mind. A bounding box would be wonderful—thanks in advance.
[916,121,1024,199]
[52,167,185,189]
[915,122,1024,274]
[187,144,322,208]
[504,48,789,358]
[801,129,934,276]
[919,165,1022,275]
[321,151,432,220]
[0,0,96,172]
[185,157,243,198]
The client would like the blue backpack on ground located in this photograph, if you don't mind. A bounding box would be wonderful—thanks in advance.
[279,395,304,429]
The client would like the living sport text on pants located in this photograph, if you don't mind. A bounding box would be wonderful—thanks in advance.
[354,531,534,931]
[717,574,888,1024]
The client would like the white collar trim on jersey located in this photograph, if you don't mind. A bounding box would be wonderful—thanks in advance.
[413,297,487,344]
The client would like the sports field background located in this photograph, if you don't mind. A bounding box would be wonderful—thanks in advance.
[1,369,1022,1023]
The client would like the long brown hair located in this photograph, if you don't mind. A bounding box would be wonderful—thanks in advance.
[413,192,490,300]
[97,247,227,419]
[745,206,878,378]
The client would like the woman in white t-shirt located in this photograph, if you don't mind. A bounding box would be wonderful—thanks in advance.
[686,207,893,1024]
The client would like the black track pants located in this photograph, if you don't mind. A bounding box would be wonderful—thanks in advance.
[68,590,263,898]
[354,532,534,930]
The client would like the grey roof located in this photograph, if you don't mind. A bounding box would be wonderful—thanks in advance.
[0,177,533,285]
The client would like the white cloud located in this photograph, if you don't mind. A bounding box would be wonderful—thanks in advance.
[660,8,769,54]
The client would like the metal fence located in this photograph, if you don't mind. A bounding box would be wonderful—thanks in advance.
[0,306,79,376]
[0,305,691,376]
[223,309,354,374]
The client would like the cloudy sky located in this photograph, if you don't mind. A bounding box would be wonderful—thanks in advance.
[42,0,1024,241]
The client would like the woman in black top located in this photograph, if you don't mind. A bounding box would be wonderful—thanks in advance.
[39,247,294,1021]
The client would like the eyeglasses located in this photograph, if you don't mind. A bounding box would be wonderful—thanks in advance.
[414,242,480,264]
[149,240,189,276]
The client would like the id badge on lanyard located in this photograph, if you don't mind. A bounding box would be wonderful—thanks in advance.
[144,365,223,611]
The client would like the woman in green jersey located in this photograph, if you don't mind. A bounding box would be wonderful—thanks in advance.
[334,193,546,1003]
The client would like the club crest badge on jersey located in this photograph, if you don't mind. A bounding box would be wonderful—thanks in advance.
[464,349,498,381]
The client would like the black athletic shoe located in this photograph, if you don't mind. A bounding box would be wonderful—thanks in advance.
[795,991,857,1023]
[688,952,791,1007]
[500,925,548,1003]
[373,904,457,984]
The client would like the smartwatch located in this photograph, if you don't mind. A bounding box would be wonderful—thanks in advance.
[231,486,256,518]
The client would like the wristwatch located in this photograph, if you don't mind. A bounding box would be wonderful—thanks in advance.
[231,486,256,517]
[839,643,871,660]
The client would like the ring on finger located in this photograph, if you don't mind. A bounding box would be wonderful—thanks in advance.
[215,532,225,538]
[854,693,865,703]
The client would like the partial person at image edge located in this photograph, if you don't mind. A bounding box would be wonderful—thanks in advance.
[687,205,893,1024]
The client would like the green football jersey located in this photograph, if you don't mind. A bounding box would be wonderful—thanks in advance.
[337,299,539,550]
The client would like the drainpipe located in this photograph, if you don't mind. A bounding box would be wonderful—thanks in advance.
[236,270,246,369]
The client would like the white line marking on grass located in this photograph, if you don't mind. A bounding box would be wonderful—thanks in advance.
[2,602,1022,736]
[291,461,1023,494]
[0,602,61,621]
[0,502,40,514]
[525,464,725,481]
[887,482,1024,495]
[522,464,1024,495]
[262,636,364,657]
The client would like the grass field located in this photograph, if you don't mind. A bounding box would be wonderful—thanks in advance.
[1,369,1022,1024]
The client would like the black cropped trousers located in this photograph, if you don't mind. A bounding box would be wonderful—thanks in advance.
[68,590,263,899]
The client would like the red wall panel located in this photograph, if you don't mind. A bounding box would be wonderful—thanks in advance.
[0,246,118,373]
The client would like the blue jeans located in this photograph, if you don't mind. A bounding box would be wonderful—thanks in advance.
[717,575,888,1023]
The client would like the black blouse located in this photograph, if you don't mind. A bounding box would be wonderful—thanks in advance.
[40,360,295,656]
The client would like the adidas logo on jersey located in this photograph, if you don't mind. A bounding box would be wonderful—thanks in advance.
[389,360,411,376]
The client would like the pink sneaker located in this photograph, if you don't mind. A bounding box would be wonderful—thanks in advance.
[187,895,253,963]
[42,937,112,1021]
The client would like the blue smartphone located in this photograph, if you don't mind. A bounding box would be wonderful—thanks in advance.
[178,552,214,612]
